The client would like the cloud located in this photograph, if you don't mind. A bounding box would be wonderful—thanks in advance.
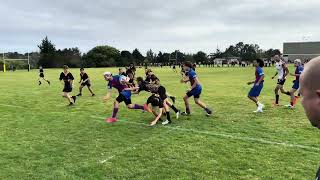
[0,0,319,54]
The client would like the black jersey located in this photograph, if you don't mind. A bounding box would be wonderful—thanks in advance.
[80,73,89,81]
[39,69,44,73]
[145,74,158,83]
[59,72,74,86]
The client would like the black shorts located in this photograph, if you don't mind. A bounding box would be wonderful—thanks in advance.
[116,94,132,105]
[63,85,72,93]
[147,95,164,108]
[158,86,167,100]
[277,79,286,85]
[81,82,91,87]
[40,73,44,78]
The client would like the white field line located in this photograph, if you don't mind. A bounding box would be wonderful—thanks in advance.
[97,127,174,164]
[91,115,320,152]
[0,103,26,109]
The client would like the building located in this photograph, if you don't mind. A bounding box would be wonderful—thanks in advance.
[283,41,320,62]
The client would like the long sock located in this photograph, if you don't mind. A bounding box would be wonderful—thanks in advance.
[170,105,179,113]
[112,108,119,118]
[276,95,279,104]
[166,112,171,122]
[290,101,294,106]
[285,91,291,96]
[204,107,211,114]
[186,106,190,114]
[134,104,144,110]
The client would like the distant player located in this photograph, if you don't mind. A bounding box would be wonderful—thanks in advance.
[285,59,304,108]
[59,65,76,106]
[38,66,50,85]
[172,64,177,73]
[247,59,265,113]
[271,55,289,106]
[104,73,146,123]
[180,61,212,116]
[77,68,95,97]
[299,57,320,179]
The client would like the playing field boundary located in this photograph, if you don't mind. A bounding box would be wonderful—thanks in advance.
[91,115,320,152]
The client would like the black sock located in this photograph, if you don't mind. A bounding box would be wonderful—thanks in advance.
[276,95,279,104]
[166,112,171,122]
[186,107,191,114]
[285,91,291,96]
[170,105,179,113]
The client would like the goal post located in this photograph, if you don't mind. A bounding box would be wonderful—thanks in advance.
[2,53,30,72]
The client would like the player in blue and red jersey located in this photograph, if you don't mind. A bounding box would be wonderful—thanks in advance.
[180,61,212,116]
[247,59,265,113]
[285,59,304,108]
[103,72,146,123]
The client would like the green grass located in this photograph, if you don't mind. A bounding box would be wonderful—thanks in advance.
[0,66,319,179]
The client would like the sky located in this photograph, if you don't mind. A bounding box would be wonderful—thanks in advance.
[0,0,319,54]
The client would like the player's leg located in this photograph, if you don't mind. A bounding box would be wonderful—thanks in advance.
[42,77,50,85]
[106,97,121,123]
[182,95,191,115]
[194,97,212,116]
[87,85,95,96]
[77,85,84,96]
[248,85,264,112]
[63,92,73,105]
[165,100,180,119]
[162,99,172,125]
[38,77,42,85]
[274,84,280,105]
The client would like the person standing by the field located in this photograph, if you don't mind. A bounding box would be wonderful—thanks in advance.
[181,61,212,116]
[77,68,95,97]
[285,59,304,109]
[38,66,50,85]
[298,57,320,179]
[59,65,76,106]
[247,59,265,113]
[271,55,289,106]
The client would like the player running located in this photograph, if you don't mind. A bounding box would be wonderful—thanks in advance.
[180,61,212,116]
[59,65,76,106]
[247,59,265,113]
[77,68,95,97]
[38,66,50,85]
[285,59,304,108]
[271,55,289,106]
[103,73,146,123]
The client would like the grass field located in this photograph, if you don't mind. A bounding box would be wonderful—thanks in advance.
[0,66,319,179]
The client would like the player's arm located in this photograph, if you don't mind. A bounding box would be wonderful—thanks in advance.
[256,75,265,86]
[190,77,200,90]
[104,83,113,101]
[79,75,83,83]
[151,108,163,126]
[180,76,189,83]
[272,72,278,79]
[283,64,289,79]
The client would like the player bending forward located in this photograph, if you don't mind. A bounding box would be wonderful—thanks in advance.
[145,94,171,126]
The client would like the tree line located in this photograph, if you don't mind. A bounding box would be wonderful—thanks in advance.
[2,37,282,69]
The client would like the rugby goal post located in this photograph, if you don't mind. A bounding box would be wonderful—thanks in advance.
[2,53,30,72]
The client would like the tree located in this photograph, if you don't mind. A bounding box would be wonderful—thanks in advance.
[120,50,133,66]
[132,49,144,64]
[38,36,56,67]
[193,51,207,64]
[83,45,120,67]
[146,49,155,63]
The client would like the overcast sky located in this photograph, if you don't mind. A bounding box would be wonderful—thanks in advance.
[0,0,319,54]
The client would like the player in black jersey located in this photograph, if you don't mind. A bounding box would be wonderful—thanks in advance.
[145,94,169,126]
[38,66,50,85]
[77,68,95,97]
[59,65,77,106]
